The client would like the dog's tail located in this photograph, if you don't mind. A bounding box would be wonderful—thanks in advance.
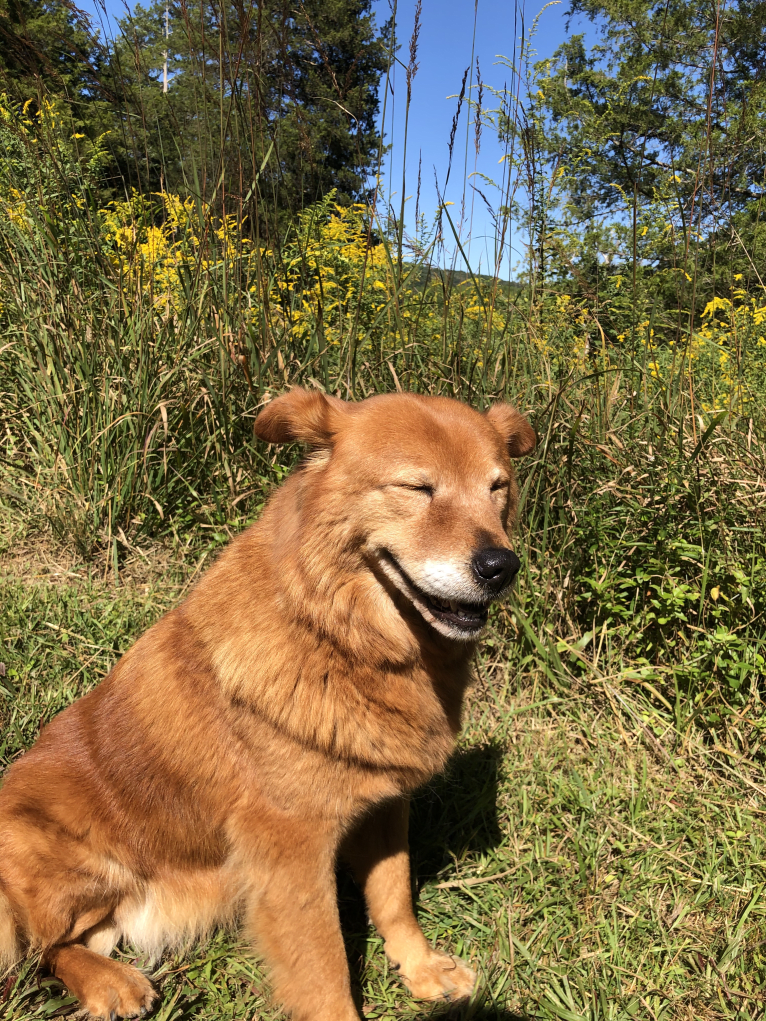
[0,887,19,974]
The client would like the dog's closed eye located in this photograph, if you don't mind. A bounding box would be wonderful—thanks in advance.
[394,482,434,496]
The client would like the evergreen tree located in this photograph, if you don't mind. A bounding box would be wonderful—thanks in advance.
[112,0,390,224]
[0,0,105,106]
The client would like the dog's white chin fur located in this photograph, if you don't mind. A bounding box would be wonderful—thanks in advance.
[376,554,488,643]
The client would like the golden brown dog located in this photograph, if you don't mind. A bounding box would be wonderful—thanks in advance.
[0,389,535,1021]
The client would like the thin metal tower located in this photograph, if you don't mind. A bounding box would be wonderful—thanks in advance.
[163,2,169,93]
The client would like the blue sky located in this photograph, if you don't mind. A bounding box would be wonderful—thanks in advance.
[369,0,591,278]
[78,0,592,278]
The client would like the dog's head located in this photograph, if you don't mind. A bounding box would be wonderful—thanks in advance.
[255,388,536,644]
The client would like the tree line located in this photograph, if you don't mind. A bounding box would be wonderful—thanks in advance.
[503,0,766,325]
[1,0,765,317]
[0,0,390,233]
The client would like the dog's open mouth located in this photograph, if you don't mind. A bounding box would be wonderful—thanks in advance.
[420,592,489,631]
[378,552,489,636]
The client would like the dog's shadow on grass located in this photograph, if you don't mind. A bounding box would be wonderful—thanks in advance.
[422,1004,527,1021]
[338,744,507,1012]
[409,742,504,883]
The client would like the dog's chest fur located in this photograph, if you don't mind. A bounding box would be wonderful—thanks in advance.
[81,559,470,866]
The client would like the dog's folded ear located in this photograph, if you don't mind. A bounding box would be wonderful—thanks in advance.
[485,403,537,458]
[255,387,348,447]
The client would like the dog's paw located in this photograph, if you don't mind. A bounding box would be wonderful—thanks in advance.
[80,960,157,1020]
[396,949,476,1002]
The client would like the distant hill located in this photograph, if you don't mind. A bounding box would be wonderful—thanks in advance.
[402,263,522,295]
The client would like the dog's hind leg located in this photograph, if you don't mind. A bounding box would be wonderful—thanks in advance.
[46,943,157,1020]
[342,797,476,1003]
[13,884,158,1018]
[0,818,157,1018]
[4,876,157,1019]
[0,887,20,972]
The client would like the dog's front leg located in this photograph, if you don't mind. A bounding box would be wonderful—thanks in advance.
[245,839,360,1021]
[342,797,476,1003]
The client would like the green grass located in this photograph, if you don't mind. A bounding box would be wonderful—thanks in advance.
[3,510,766,1021]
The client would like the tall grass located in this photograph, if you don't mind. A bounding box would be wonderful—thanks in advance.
[1,5,765,742]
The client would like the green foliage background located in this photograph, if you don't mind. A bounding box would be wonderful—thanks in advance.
[3,0,766,1016]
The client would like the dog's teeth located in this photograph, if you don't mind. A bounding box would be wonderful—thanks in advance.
[449,601,458,612]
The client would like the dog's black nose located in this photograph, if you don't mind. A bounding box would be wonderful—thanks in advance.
[472,547,520,592]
